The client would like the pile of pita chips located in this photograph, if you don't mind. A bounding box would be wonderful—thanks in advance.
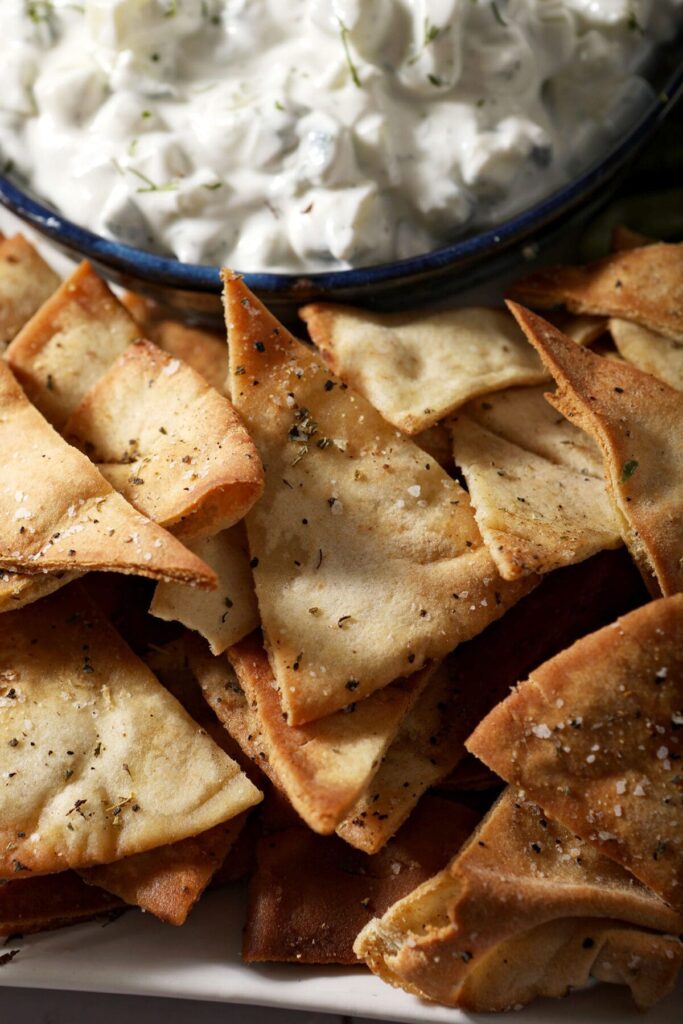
[0,587,261,878]
[509,303,683,595]
[468,595,683,911]
[225,272,533,725]
[0,234,60,349]
[64,338,263,539]
[300,303,547,434]
[355,788,683,1010]
[450,385,621,579]
[7,260,141,429]
[0,359,215,588]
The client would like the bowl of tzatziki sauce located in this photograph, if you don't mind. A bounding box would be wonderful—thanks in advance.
[0,0,682,321]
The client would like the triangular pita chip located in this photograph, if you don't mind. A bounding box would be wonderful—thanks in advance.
[198,633,433,834]
[468,595,683,912]
[225,273,533,724]
[609,317,683,390]
[244,796,479,965]
[355,788,682,1007]
[150,525,259,654]
[64,339,263,539]
[0,234,60,348]
[0,872,123,937]
[300,302,547,434]
[6,260,142,429]
[0,587,261,878]
[510,243,683,342]
[0,360,215,587]
[150,319,229,394]
[509,303,683,594]
[450,386,621,579]
[79,816,246,926]
[336,548,647,853]
[454,918,683,1012]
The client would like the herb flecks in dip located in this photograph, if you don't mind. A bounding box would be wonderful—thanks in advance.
[0,0,681,272]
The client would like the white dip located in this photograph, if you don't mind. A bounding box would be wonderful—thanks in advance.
[0,0,681,272]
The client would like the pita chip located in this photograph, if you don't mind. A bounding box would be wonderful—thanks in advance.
[468,596,683,912]
[151,319,229,394]
[6,260,141,429]
[450,386,621,579]
[336,548,647,853]
[454,918,683,1013]
[300,302,547,434]
[80,816,246,926]
[509,303,683,594]
[0,360,216,587]
[0,872,123,937]
[215,633,433,834]
[243,796,479,965]
[150,525,259,654]
[64,339,263,539]
[510,243,683,342]
[355,788,682,1008]
[609,317,683,390]
[0,234,60,349]
[225,272,533,724]
[0,587,261,879]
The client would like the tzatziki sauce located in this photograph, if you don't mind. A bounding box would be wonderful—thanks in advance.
[0,0,681,272]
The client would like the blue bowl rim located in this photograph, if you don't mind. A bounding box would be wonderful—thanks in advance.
[1,57,682,296]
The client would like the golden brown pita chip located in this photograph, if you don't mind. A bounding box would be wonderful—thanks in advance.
[0,360,216,587]
[450,386,621,579]
[64,339,263,540]
[7,260,141,428]
[0,872,123,937]
[0,235,60,349]
[244,796,480,964]
[336,549,647,853]
[151,320,228,394]
[355,789,682,1007]
[221,634,433,834]
[0,587,261,878]
[510,243,683,342]
[225,273,533,724]
[609,317,683,390]
[80,816,245,926]
[455,918,683,1012]
[300,302,547,434]
[150,525,259,654]
[468,596,683,912]
[509,303,683,595]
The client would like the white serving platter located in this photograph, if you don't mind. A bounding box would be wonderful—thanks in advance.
[1,206,681,1023]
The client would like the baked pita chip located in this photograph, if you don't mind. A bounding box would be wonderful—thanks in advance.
[6,260,141,429]
[450,386,621,579]
[151,320,228,394]
[243,796,480,965]
[0,234,60,349]
[299,302,547,434]
[0,587,261,878]
[0,360,216,587]
[609,317,683,390]
[510,243,683,342]
[455,918,683,1012]
[221,634,434,834]
[225,272,533,724]
[150,525,259,654]
[509,303,683,594]
[355,789,682,1006]
[79,816,245,926]
[468,595,683,911]
[0,872,123,937]
[64,339,263,539]
[336,548,647,853]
